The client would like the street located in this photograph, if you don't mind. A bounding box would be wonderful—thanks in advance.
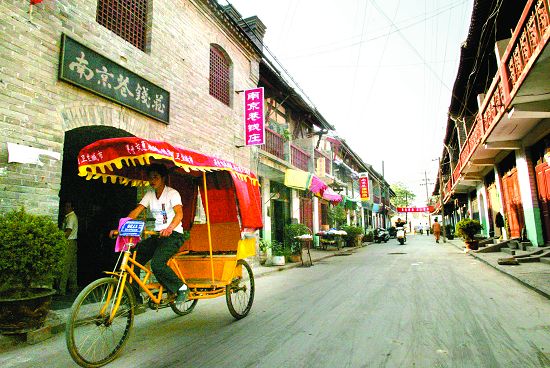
[2,235,549,368]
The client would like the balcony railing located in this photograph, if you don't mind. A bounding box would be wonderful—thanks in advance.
[291,144,311,171]
[451,0,549,190]
[261,128,284,160]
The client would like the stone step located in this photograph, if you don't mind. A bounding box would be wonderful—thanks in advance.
[519,242,531,251]
[500,248,516,255]
[540,257,550,265]
[517,256,541,263]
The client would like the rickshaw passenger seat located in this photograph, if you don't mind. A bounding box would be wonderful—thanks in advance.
[179,222,241,253]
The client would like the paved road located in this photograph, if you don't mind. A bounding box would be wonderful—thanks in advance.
[2,235,549,368]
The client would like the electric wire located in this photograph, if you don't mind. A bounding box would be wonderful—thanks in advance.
[286,0,470,60]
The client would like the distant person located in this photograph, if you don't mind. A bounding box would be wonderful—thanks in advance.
[432,218,441,243]
[59,201,78,295]
[395,218,406,228]
[495,212,504,238]
[424,223,430,235]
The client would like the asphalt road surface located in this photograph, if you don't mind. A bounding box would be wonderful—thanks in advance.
[2,235,549,368]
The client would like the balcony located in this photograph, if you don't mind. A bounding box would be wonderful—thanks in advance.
[449,0,550,194]
[261,128,284,160]
[291,144,311,171]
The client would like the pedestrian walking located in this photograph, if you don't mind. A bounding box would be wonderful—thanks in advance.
[424,223,430,235]
[58,201,78,295]
[432,218,441,243]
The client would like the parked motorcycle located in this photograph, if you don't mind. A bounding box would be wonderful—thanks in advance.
[373,227,390,243]
[396,226,407,245]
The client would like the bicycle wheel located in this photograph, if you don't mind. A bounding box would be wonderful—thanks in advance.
[170,297,198,316]
[66,277,135,368]
[225,260,254,319]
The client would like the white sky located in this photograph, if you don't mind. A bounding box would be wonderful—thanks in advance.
[226,0,474,205]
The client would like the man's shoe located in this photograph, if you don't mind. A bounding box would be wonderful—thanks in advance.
[176,287,189,303]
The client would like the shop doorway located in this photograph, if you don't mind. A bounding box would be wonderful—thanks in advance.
[501,168,525,238]
[59,127,137,286]
[535,161,550,243]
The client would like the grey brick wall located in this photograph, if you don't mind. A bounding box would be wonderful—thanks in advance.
[0,0,260,218]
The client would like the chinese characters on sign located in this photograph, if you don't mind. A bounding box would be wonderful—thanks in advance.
[397,206,435,213]
[358,173,369,201]
[244,87,265,146]
[59,34,170,124]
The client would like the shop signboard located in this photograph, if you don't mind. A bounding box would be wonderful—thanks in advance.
[244,87,265,146]
[397,206,435,213]
[59,34,170,124]
[359,172,369,201]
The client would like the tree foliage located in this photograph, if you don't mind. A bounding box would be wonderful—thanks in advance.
[390,182,416,208]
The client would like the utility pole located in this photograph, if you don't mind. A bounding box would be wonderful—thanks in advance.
[421,170,434,226]
[438,157,447,243]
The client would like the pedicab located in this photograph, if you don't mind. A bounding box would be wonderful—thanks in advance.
[65,137,262,367]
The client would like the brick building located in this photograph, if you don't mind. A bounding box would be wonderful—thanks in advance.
[0,0,262,283]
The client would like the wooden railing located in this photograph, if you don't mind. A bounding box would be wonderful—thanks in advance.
[451,0,549,190]
[261,128,284,160]
[291,144,311,171]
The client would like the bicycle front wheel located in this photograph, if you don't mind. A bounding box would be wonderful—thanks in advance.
[225,260,255,319]
[66,277,135,368]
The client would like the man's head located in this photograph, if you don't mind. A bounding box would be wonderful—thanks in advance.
[434,218,438,222]
[64,201,74,215]
[146,164,168,190]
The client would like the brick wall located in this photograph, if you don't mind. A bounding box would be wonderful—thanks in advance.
[0,0,260,218]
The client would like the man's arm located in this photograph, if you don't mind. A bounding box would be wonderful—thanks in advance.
[128,204,146,219]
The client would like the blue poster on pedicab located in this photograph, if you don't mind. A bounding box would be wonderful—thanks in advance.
[118,220,145,237]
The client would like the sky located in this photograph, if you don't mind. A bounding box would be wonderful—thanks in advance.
[225,0,474,206]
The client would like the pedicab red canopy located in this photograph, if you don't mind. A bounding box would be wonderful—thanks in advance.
[77,137,263,230]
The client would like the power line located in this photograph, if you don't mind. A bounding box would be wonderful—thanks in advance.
[286,0,469,60]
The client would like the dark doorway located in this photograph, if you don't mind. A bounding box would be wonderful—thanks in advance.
[59,127,137,286]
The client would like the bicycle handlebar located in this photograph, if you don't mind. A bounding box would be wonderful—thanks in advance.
[110,230,159,238]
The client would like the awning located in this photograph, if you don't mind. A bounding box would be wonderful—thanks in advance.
[343,196,360,210]
[321,187,342,203]
[284,169,342,203]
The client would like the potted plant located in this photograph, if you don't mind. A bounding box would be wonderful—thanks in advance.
[0,208,67,333]
[341,225,364,247]
[455,218,482,250]
[363,230,374,243]
[327,204,347,228]
[284,223,310,262]
[258,238,271,265]
[270,240,286,266]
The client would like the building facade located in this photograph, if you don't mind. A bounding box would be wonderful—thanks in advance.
[435,0,550,247]
[1,0,262,282]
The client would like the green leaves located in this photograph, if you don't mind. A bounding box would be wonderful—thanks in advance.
[390,182,416,208]
[0,208,68,289]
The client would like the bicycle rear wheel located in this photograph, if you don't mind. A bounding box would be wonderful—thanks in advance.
[66,277,135,368]
[225,260,255,319]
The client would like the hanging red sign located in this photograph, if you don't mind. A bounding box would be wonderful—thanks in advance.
[244,87,265,146]
[397,206,434,213]
[359,173,369,201]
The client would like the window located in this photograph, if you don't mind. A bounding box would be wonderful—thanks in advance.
[96,0,149,51]
[209,45,231,106]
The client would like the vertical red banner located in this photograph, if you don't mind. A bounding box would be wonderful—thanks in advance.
[359,173,369,201]
[244,87,265,146]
